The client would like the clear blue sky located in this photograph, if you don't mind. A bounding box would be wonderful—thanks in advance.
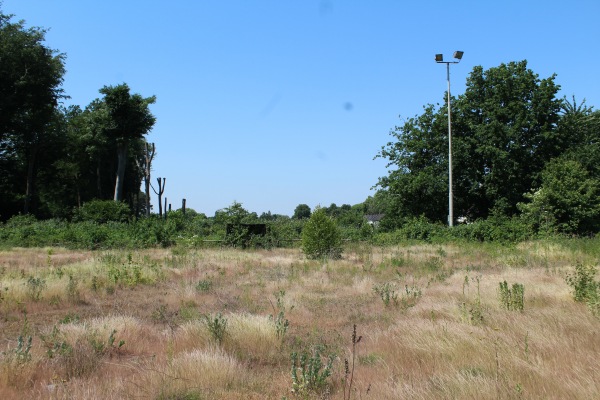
[3,1,599,217]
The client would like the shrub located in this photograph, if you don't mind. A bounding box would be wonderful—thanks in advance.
[301,207,342,259]
[73,200,131,224]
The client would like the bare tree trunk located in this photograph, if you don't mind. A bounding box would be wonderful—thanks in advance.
[114,143,127,201]
[142,143,155,217]
[154,177,165,218]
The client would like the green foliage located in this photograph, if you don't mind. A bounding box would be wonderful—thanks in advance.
[565,264,599,317]
[105,252,147,287]
[373,282,398,307]
[460,275,484,324]
[377,60,562,223]
[26,276,46,301]
[519,159,600,235]
[73,200,131,224]
[195,279,213,293]
[269,290,291,342]
[293,204,312,220]
[0,11,66,217]
[566,263,600,302]
[373,281,422,309]
[13,335,33,364]
[203,313,228,345]
[498,281,525,311]
[301,207,342,259]
[291,346,334,395]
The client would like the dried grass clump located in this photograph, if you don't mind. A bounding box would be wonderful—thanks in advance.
[138,347,246,398]
[226,313,279,360]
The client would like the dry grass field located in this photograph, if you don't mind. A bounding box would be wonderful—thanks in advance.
[0,242,598,399]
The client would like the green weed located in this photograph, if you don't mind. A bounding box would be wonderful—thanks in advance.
[26,276,46,301]
[203,312,228,345]
[498,281,525,311]
[291,345,334,396]
[269,290,291,342]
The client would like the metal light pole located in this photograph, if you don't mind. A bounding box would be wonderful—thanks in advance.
[435,51,463,227]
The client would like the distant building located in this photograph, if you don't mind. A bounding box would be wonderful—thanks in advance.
[365,214,384,227]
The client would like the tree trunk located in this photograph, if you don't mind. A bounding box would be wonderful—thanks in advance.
[114,142,128,201]
[96,161,103,199]
[145,178,151,216]
[24,146,38,214]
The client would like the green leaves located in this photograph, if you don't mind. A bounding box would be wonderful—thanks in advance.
[377,60,565,225]
[301,207,342,259]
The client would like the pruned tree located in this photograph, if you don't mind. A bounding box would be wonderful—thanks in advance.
[153,177,166,218]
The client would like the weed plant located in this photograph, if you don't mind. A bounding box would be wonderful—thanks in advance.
[498,281,525,311]
[26,276,46,301]
[566,263,600,317]
[291,346,334,396]
[269,290,291,342]
[203,313,228,345]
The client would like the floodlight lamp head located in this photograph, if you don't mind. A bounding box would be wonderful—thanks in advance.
[453,51,464,60]
[435,54,443,62]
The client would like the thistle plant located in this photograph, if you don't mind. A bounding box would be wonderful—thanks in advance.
[291,346,334,395]
[499,281,525,311]
[26,276,46,301]
[373,282,398,307]
[269,290,291,342]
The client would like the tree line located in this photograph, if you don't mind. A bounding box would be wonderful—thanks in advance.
[0,10,156,221]
[3,7,599,239]
[375,60,600,236]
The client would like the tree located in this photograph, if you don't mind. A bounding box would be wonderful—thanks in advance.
[518,159,600,235]
[293,204,311,219]
[0,11,65,215]
[96,84,156,201]
[556,97,600,177]
[138,141,155,217]
[455,60,561,218]
[376,61,562,225]
[301,207,342,259]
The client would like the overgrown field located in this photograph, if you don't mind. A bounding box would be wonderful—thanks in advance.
[0,241,599,399]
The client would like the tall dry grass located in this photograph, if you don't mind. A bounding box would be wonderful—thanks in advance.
[0,242,598,399]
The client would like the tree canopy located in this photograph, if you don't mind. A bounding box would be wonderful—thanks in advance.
[376,60,572,226]
[0,11,65,216]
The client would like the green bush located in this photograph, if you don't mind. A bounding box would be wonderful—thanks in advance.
[565,263,600,317]
[301,208,342,259]
[73,200,131,224]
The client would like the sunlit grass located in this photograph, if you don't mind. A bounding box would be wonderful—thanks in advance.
[0,241,598,399]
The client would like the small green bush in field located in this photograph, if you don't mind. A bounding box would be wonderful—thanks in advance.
[301,208,342,259]
[566,263,600,316]
[203,313,228,345]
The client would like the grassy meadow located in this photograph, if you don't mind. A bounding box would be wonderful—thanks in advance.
[0,241,599,399]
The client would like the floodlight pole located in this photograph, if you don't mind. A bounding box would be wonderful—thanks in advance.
[435,51,463,227]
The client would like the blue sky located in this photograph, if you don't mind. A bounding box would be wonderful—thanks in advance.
[3,1,599,216]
